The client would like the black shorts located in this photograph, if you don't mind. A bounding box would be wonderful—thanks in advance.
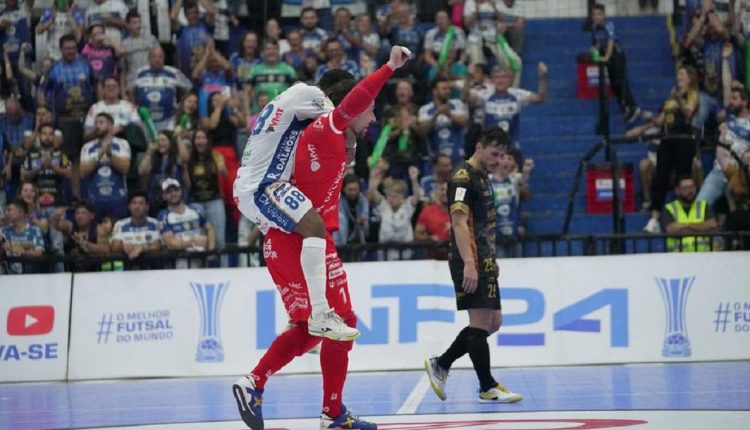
[449,263,501,311]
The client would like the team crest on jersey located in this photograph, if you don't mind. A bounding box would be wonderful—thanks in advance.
[453,169,470,181]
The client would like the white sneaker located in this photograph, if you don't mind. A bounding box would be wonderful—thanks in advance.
[643,218,661,234]
[479,382,523,403]
[308,309,360,341]
[424,356,449,401]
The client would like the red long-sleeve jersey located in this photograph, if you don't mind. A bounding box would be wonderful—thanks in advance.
[292,64,394,231]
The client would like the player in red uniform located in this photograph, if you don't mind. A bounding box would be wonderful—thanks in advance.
[232,46,411,430]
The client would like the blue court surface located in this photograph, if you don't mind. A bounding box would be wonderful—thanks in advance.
[1,361,749,430]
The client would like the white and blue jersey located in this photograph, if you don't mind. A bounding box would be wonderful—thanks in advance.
[176,20,213,76]
[229,54,260,87]
[490,173,521,239]
[132,66,193,124]
[300,27,331,53]
[717,114,750,168]
[80,138,130,206]
[418,99,468,164]
[0,222,45,274]
[112,216,161,246]
[233,83,332,233]
[158,205,207,244]
[482,88,532,148]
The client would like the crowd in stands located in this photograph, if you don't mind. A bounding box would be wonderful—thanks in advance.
[0,0,747,274]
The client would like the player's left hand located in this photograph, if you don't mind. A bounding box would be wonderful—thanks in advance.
[408,165,420,181]
[538,62,548,77]
[387,46,411,70]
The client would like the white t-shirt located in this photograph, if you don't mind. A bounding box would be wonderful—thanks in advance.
[84,100,142,131]
[234,83,333,196]
[377,199,415,260]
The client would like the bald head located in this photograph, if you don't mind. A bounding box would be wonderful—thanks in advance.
[149,45,165,69]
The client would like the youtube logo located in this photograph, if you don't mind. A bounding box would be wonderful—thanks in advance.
[6,306,55,336]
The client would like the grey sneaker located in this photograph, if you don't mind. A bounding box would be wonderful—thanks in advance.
[424,356,449,401]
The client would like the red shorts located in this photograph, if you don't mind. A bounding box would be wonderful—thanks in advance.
[263,229,352,322]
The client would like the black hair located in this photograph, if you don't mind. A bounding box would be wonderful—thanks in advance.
[733,87,750,106]
[328,79,357,106]
[59,34,77,48]
[96,112,114,124]
[592,3,605,12]
[73,199,95,214]
[126,10,141,21]
[343,173,360,188]
[478,126,511,149]
[127,191,149,204]
[317,69,355,93]
[431,73,452,90]
[8,198,28,214]
[301,6,317,16]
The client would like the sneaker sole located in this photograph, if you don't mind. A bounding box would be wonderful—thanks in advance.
[478,394,523,403]
[308,328,361,341]
[232,383,264,430]
[423,359,447,401]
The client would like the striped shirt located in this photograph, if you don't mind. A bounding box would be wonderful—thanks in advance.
[0,114,33,149]
[112,216,161,246]
[132,66,193,123]
[83,100,141,131]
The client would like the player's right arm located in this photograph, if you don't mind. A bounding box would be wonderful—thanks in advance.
[449,168,478,294]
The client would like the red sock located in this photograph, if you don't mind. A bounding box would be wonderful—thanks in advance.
[320,312,356,418]
[250,323,319,391]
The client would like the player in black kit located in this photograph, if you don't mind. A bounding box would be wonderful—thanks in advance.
[423,126,523,404]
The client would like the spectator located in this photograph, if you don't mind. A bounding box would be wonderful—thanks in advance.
[299,7,331,57]
[202,91,243,219]
[36,0,84,61]
[17,181,50,237]
[698,86,750,206]
[333,173,369,246]
[383,1,424,64]
[211,0,237,57]
[246,91,270,134]
[230,31,261,91]
[44,34,96,174]
[132,46,194,132]
[663,176,718,252]
[354,14,381,76]
[418,75,469,167]
[332,7,360,59]
[237,214,260,267]
[186,128,227,261]
[424,10,467,69]
[591,3,641,122]
[158,178,216,268]
[381,81,422,180]
[415,181,450,260]
[489,147,532,257]
[20,124,72,210]
[368,163,421,260]
[481,64,547,149]
[138,130,189,216]
[0,0,32,107]
[17,45,54,108]
[0,96,33,197]
[625,122,662,210]
[0,199,44,274]
[173,91,200,142]
[80,112,131,220]
[120,10,159,85]
[420,153,454,202]
[23,105,63,151]
[463,62,493,153]
[171,0,215,78]
[84,0,129,46]
[193,39,234,119]
[264,18,290,56]
[247,40,297,111]
[80,22,125,85]
[644,66,700,233]
[493,0,526,54]
[315,39,361,82]
[282,30,317,82]
[111,191,162,261]
[49,200,110,266]
[84,77,142,142]
[464,0,517,72]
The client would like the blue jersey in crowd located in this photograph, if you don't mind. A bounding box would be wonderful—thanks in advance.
[158,204,207,242]
[1,222,45,274]
[0,114,33,148]
[0,4,31,60]
[229,54,260,87]
[389,24,423,58]
[79,138,130,207]
[176,20,213,77]
[418,99,468,165]
[198,70,234,118]
[483,88,533,148]
[46,59,96,119]
[315,59,361,82]
[112,216,161,246]
[591,20,621,53]
[133,66,193,123]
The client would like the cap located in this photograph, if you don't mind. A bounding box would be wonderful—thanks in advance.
[161,178,181,191]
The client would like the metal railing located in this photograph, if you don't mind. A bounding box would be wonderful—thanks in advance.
[2,231,748,274]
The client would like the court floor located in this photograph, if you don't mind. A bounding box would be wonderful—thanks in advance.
[1,361,749,430]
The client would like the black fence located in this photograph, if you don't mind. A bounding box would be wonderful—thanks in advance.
[2,231,749,274]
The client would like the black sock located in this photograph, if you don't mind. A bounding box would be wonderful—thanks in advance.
[466,327,496,392]
[437,326,470,370]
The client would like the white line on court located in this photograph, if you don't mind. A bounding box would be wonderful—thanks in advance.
[396,373,431,414]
